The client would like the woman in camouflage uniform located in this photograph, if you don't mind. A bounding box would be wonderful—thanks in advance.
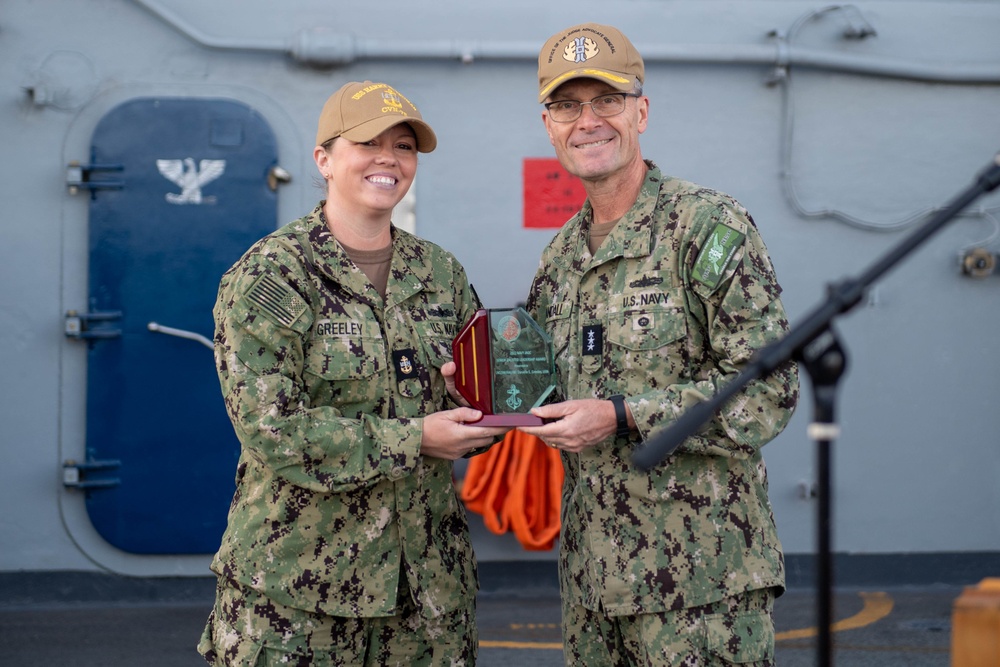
[198,81,507,666]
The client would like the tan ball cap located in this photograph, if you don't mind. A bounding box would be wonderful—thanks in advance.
[537,23,644,103]
[315,81,437,153]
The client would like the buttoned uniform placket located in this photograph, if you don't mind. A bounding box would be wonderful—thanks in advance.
[309,233,430,612]
[372,234,477,618]
[560,214,641,610]
[381,268,428,500]
[334,252,414,514]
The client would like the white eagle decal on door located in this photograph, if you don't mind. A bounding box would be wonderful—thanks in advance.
[156,158,225,204]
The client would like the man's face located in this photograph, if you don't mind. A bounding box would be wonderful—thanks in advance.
[542,79,648,184]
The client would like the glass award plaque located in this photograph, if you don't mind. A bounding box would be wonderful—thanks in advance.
[451,307,557,426]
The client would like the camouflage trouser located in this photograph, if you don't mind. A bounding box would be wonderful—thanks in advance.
[562,587,776,667]
[198,577,478,667]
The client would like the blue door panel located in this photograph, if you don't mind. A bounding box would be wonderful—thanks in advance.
[84,97,277,553]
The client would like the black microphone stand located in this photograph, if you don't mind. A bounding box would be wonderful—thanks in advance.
[633,151,1000,667]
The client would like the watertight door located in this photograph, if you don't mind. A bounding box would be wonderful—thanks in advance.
[82,98,277,553]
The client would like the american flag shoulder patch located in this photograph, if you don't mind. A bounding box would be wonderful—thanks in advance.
[246,272,308,327]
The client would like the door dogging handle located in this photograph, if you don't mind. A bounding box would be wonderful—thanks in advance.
[147,322,214,350]
[62,458,122,490]
[64,310,122,340]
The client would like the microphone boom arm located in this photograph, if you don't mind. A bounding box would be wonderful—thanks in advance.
[633,151,1000,471]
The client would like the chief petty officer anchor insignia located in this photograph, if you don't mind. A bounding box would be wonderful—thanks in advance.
[393,349,418,382]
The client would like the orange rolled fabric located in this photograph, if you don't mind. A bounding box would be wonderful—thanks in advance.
[460,429,563,551]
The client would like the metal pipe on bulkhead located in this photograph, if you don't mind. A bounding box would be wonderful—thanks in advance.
[132,0,1000,82]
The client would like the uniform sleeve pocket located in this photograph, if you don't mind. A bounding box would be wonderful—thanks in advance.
[704,609,774,663]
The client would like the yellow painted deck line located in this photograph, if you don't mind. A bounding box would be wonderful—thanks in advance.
[776,591,894,641]
[480,640,563,649]
[479,591,895,650]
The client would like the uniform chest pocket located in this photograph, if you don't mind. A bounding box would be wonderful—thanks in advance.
[303,329,386,412]
[606,307,689,387]
[608,307,686,351]
[543,308,573,379]
[419,332,454,369]
[304,329,385,380]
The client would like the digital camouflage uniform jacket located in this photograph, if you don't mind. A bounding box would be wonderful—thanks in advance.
[211,203,479,619]
[525,162,799,617]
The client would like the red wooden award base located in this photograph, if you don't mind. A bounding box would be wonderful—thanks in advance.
[467,413,544,427]
[452,309,546,427]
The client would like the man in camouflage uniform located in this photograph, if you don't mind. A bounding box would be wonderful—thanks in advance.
[198,81,507,666]
[519,24,800,666]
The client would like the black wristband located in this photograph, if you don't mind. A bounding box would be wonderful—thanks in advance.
[609,394,630,437]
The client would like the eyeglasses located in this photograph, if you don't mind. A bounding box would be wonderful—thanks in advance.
[543,93,640,123]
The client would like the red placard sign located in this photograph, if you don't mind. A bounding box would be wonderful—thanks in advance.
[523,157,587,229]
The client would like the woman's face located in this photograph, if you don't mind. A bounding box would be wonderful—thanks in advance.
[316,123,418,217]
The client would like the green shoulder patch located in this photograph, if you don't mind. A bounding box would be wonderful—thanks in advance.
[692,222,745,290]
[246,272,308,327]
